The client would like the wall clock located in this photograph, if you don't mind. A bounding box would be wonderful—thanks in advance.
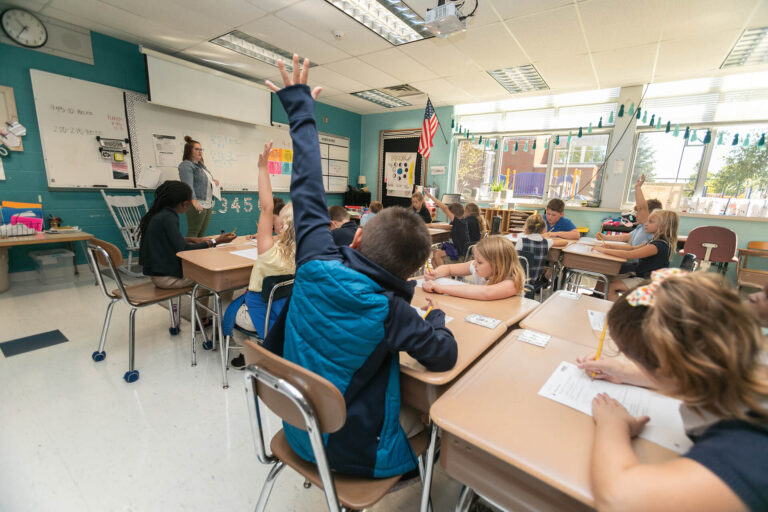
[1,8,48,49]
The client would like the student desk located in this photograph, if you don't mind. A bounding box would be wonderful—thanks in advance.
[412,284,539,328]
[430,330,677,511]
[428,227,451,244]
[561,242,626,276]
[0,231,94,292]
[520,290,616,351]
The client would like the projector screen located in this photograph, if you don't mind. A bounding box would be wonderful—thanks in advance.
[144,53,271,126]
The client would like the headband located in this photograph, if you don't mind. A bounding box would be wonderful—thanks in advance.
[625,268,687,307]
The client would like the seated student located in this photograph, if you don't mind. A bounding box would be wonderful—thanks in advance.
[423,236,525,300]
[360,201,382,227]
[222,142,296,368]
[597,174,661,248]
[749,283,768,334]
[515,213,568,284]
[542,198,580,240]
[426,191,470,267]
[329,205,357,246]
[263,55,457,478]
[247,196,286,239]
[464,202,487,245]
[576,270,768,512]
[138,180,235,321]
[593,209,678,301]
[411,191,432,223]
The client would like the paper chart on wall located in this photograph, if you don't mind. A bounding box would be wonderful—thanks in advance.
[152,134,178,167]
[385,152,416,198]
[538,361,693,453]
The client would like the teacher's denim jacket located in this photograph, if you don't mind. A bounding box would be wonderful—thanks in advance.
[178,160,210,202]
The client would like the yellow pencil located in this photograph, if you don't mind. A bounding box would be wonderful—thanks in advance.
[425,258,432,271]
[422,306,433,319]
[591,320,608,378]
[231,227,237,235]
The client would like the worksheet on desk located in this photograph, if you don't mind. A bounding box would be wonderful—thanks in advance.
[410,304,453,324]
[230,248,260,261]
[538,361,693,453]
[415,277,468,288]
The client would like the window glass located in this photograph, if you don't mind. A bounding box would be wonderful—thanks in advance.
[454,138,497,199]
[498,135,550,201]
[550,134,609,202]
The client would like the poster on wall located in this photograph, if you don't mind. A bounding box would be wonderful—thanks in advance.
[385,152,416,198]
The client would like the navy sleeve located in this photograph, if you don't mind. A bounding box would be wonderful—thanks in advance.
[162,212,207,252]
[384,299,458,372]
[276,85,340,267]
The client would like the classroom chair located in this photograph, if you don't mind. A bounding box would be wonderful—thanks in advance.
[100,190,148,278]
[490,216,502,235]
[243,339,430,512]
[679,226,738,274]
[736,241,768,291]
[517,250,548,301]
[86,239,200,383]
[680,253,699,272]
[561,268,610,299]
[220,275,294,388]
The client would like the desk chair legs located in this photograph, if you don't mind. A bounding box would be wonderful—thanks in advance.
[254,461,286,512]
[419,423,439,512]
[562,269,609,299]
[455,486,476,512]
[168,297,181,335]
[92,298,118,362]
[124,308,140,383]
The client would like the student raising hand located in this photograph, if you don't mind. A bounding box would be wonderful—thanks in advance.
[265,54,323,99]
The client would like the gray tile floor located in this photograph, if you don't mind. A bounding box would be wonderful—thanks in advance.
[0,271,464,511]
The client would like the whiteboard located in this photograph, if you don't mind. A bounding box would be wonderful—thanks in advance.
[30,69,135,189]
[126,92,293,191]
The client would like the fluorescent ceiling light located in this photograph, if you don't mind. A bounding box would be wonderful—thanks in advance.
[210,31,314,71]
[721,27,768,69]
[489,65,549,94]
[352,89,412,108]
[325,0,432,45]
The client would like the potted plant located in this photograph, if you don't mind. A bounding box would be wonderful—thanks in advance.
[490,181,504,206]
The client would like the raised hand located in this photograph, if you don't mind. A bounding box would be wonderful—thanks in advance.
[635,174,646,187]
[258,141,273,173]
[265,54,322,100]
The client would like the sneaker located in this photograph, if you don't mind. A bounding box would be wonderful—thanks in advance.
[230,353,245,369]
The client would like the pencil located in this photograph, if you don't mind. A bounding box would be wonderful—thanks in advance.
[422,306,433,319]
[591,320,608,378]
[231,227,237,235]
[425,258,432,271]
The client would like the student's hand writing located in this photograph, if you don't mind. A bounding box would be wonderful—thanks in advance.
[420,296,438,311]
[265,54,322,100]
[215,232,237,245]
[595,232,604,241]
[577,356,629,384]
[258,141,273,174]
[422,280,441,294]
[592,393,650,438]
[424,265,449,280]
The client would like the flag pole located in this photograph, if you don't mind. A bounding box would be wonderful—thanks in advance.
[428,97,450,144]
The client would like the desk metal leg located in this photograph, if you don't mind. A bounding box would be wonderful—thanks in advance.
[69,241,79,275]
[420,422,439,512]
[191,283,199,366]
[455,486,476,512]
[0,247,9,293]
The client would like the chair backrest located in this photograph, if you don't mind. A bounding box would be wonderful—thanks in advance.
[89,238,124,267]
[682,226,738,263]
[491,215,502,235]
[243,339,346,434]
[261,274,295,302]
[101,190,148,250]
[747,241,768,251]
[87,238,129,301]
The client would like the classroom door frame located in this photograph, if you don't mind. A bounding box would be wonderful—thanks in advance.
[377,129,427,207]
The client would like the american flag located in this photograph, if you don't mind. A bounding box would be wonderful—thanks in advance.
[418,99,438,159]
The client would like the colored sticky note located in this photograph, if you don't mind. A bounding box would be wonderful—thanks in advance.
[268,161,282,175]
[281,161,292,175]
[282,149,293,162]
[269,148,282,161]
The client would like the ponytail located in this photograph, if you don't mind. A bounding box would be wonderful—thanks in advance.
[138,180,193,241]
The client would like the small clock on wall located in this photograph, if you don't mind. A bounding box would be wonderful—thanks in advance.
[1,8,48,49]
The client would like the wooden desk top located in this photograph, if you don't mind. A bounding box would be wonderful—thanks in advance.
[430,330,677,507]
[399,301,508,386]
[427,227,450,235]
[0,231,94,248]
[413,284,539,328]
[520,290,617,352]
[178,237,256,291]
[563,242,626,262]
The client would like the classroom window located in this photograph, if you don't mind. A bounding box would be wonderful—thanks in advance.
[498,135,550,201]
[549,134,609,203]
[627,131,705,205]
[454,138,497,199]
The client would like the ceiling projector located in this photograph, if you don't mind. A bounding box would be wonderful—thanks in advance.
[424,2,468,38]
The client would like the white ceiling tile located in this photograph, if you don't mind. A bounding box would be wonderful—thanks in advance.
[752,0,768,25]
[448,22,528,70]
[533,53,598,91]
[308,66,371,93]
[654,30,743,81]
[178,42,280,79]
[321,94,384,114]
[446,71,508,100]
[663,0,757,40]
[505,5,588,61]
[324,58,401,89]
[578,0,666,53]
[399,38,482,77]
[244,0,302,13]
[591,44,658,87]
[494,0,573,21]
[358,48,439,83]
[39,5,141,45]
[237,15,350,65]
[409,78,471,102]
[98,0,265,39]
[275,0,392,56]
[3,0,50,11]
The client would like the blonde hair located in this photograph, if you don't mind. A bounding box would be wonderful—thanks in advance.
[474,236,525,293]
[524,213,546,235]
[464,202,488,236]
[650,210,678,261]
[274,203,296,263]
[608,272,768,422]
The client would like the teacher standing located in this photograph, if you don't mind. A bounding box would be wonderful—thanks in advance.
[178,136,219,237]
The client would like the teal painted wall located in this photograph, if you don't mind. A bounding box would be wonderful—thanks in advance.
[1,33,357,273]
[359,105,455,212]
